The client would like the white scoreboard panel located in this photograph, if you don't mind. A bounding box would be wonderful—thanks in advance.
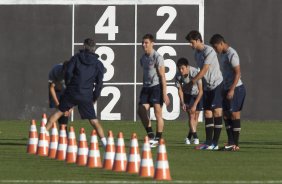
[2,0,204,121]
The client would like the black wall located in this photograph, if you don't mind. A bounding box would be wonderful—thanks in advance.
[0,0,281,120]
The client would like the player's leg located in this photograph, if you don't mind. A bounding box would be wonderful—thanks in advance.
[223,111,235,146]
[153,103,164,142]
[45,110,64,131]
[89,119,107,147]
[192,111,200,144]
[203,90,214,146]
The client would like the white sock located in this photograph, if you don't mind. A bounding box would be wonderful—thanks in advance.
[101,137,107,147]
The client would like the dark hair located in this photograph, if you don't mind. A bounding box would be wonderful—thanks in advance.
[185,30,202,42]
[209,34,226,45]
[177,57,189,68]
[84,38,96,52]
[142,34,155,42]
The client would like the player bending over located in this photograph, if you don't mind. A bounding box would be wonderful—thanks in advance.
[45,38,107,147]
[210,34,246,151]
[175,58,203,145]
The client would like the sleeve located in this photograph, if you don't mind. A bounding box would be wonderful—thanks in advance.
[64,57,76,85]
[230,53,240,68]
[204,49,217,65]
[156,54,165,68]
[93,63,105,102]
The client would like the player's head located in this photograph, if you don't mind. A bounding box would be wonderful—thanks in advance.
[142,34,155,54]
[177,57,190,76]
[185,30,203,49]
[83,38,96,52]
[209,34,226,54]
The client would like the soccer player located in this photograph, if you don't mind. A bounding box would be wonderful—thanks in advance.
[45,38,107,147]
[185,30,224,150]
[48,61,69,126]
[138,34,170,148]
[175,58,203,145]
[210,34,246,151]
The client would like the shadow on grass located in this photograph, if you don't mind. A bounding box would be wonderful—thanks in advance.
[0,138,27,146]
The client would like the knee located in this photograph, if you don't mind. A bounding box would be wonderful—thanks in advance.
[213,108,222,117]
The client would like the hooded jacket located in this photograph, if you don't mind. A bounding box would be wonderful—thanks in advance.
[64,49,104,102]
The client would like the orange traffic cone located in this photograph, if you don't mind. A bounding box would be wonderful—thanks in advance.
[66,126,77,163]
[113,132,127,172]
[154,138,171,181]
[139,136,154,178]
[37,122,49,156]
[103,130,115,170]
[27,119,38,154]
[126,133,141,174]
[87,130,102,168]
[48,122,59,158]
[56,124,68,160]
[76,128,88,166]
[42,113,50,144]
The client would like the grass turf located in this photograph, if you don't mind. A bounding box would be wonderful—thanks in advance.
[0,120,282,183]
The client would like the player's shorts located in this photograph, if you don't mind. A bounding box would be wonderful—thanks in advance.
[184,94,203,111]
[49,90,69,124]
[223,84,246,112]
[203,82,223,110]
[139,84,163,106]
[59,93,97,120]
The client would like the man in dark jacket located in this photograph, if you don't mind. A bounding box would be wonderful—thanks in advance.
[45,38,107,147]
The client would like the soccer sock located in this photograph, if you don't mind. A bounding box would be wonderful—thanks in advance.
[224,119,235,145]
[187,130,192,140]
[205,118,214,145]
[145,127,155,139]
[232,119,241,146]
[155,132,162,141]
[101,137,107,148]
[213,117,223,145]
[192,132,198,139]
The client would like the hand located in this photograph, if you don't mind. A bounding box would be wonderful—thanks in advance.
[163,94,170,106]
[227,89,235,100]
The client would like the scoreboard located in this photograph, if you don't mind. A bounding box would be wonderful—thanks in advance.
[72,0,205,121]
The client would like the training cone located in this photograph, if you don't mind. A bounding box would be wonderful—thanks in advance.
[37,122,49,156]
[27,119,38,154]
[42,113,50,144]
[126,133,141,174]
[56,124,68,160]
[76,128,88,166]
[48,122,59,158]
[103,130,115,170]
[66,126,77,163]
[87,130,102,168]
[113,132,127,172]
[154,138,171,181]
[139,136,154,178]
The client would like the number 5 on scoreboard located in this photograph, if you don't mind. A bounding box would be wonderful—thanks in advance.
[95,6,119,40]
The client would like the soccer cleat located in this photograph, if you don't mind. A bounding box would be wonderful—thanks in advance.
[195,143,209,150]
[149,139,159,148]
[221,145,240,151]
[193,138,199,145]
[206,144,219,150]
[185,138,191,145]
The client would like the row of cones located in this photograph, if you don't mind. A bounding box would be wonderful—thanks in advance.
[27,114,171,180]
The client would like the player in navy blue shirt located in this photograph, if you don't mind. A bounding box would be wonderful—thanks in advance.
[45,38,107,147]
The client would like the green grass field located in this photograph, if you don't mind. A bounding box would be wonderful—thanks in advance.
[0,120,282,184]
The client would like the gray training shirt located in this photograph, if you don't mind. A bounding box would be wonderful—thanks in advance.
[175,66,201,96]
[140,49,165,87]
[219,47,243,90]
[194,44,223,91]
[48,64,66,91]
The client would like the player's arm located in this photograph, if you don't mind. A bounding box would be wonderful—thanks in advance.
[191,64,209,84]
[158,65,170,106]
[192,79,203,112]
[49,82,60,107]
[93,63,104,103]
[177,84,186,112]
[227,65,241,100]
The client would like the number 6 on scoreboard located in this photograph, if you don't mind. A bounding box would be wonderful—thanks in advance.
[95,6,119,40]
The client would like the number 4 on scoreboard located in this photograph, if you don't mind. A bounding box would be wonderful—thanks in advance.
[95,6,119,40]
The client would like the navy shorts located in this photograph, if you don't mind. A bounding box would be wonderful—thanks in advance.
[139,84,163,106]
[203,82,223,110]
[184,94,203,111]
[59,94,97,120]
[223,85,246,112]
[49,90,68,124]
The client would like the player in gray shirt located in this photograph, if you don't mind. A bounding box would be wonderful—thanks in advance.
[175,58,203,145]
[138,34,170,148]
[210,34,246,151]
[185,30,224,150]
